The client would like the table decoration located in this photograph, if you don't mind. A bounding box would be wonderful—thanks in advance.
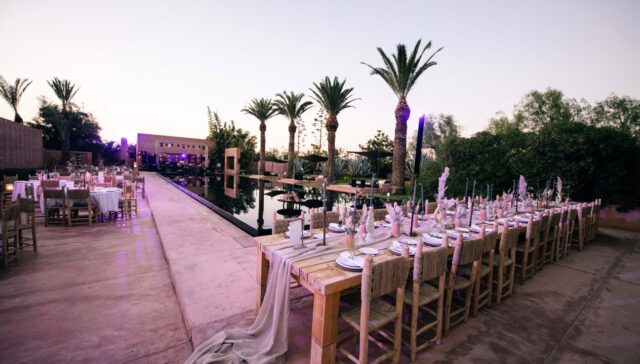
[385,202,403,237]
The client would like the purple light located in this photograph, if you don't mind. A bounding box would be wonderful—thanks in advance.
[181,154,186,158]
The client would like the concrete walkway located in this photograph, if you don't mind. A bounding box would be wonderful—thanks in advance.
[143,172,257,348]
[0,193,191,363]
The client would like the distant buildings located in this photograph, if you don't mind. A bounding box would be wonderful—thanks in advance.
[136,133,213,168]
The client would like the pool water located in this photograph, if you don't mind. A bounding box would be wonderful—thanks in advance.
[165,174,386,236]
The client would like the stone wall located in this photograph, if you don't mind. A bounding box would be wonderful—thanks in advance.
[0,116,43,169]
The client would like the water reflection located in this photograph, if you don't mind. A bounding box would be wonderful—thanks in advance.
[168,175,386,235]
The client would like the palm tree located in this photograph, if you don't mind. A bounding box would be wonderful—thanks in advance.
[0,76,33,123]
[362,39,443,194]
[273,91,313,177]
[242,98,278,175]
[309,76,358,183]
[47,77,79,163]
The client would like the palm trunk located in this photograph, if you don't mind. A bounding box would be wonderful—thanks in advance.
[287,119,296,177]
[14,111,23,124]
[391,98,410,194]
[60,109,71,164]
[326,115,338,183]
[259,121,266,175]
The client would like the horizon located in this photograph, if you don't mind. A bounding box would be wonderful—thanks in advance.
[1,0,639,149]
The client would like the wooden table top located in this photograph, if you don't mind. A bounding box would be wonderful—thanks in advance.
[254,219,527,296]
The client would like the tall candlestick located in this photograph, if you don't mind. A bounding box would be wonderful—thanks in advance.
[322,179,327,246]
[464,178,469,201]
[409,179,417,236]
[370,173,374,208]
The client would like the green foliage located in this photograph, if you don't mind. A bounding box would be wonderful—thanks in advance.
[0,75,32,123]
[309,76,358,116]
[359,130,393,178]
[591,94,640,140]
[347,156,372,177]
[418,121,640,208]
[241,98,278,123]
[320,158,346,178]
[207,107,257,170]
[362,39,443,99]
[273,91,313,121]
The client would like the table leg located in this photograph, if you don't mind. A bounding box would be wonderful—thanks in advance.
[256,245,269,310]
[310,291,339,364]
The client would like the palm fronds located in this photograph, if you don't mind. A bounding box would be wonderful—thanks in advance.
[309,76,358,116]
[0,76,33,123]
[361,39,443,98]
[47,77,79,111]
[241,98,278,122]
[273,91,313,120]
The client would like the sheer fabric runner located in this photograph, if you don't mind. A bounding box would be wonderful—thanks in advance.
[185,232,390,364]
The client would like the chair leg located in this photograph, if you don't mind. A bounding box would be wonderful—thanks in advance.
[495,264,504,305]
[436,275,445,344]
[32,219,37,252]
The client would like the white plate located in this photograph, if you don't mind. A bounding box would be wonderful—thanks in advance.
[428,232,445,239]
[422,235,442,246]
[446,230,471,240]
[284,231,312,238]
[455,227,471,233]
[390,242,416,256]
[359,247,379,255]
[397,237,418,245]
[328,223,346,232]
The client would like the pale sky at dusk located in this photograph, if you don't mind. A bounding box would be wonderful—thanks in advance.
[1,0,639,151]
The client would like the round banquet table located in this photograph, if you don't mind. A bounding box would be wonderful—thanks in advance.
[90,188,121,214]
[12,181,41,202]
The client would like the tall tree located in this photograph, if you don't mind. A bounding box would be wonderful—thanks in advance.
[241,98,278,174]
[207,107,257,169]
[47,77,79,163]
[591,94,640,140]
[0,76,32,123]
[273,91,313,177]
[362,39,443,193]
[310,109,327,154]
[310,76,358,182]
[515,88,574,131]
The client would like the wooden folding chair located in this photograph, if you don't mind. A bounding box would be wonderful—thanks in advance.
[535,211,552,272]
[43,188,67,226]
[571,204,589,251]
[67,189,95,226]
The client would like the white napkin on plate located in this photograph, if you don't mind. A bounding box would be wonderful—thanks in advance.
[287,220,303,248]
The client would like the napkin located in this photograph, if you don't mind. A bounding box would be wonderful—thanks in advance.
[287,220,303,248]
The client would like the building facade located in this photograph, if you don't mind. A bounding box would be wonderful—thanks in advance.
[136,133,213,168]
[0,116,43,169]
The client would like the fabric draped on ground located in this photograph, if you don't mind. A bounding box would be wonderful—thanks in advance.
[185,232,390,364]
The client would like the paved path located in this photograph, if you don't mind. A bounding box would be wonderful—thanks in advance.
[144,172,257,348]
[0,192,191,363]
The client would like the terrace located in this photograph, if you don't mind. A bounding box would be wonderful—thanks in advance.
[1,172,638,363]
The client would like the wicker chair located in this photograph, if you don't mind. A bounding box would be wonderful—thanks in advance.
[43,188,67,226]
[571,203,590,251]
[444,234,485,335]
[534,211,552,272]
[403,242,448,362]
[492,223,518,305]
[118,182,138,218]
[465,227,498,316]
[563,207,577,257]
[1,203,20,269]
[309,210,339,229]
[515,214,541,284]
[542,210,562,264]
[589,199,601,242]
[271,211,305,235]
[554,208,568,261]
[338,254,410,364]
[16,197,37,251]
[67,189,95,226]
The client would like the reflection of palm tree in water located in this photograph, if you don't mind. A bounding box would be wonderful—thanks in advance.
[257,181,265,231]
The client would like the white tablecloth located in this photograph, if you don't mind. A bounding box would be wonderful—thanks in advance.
[91,188,121,213]
[12,181,41,202]
[39,188,122,214]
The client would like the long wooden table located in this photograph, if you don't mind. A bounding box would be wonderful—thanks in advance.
[254,219,527,363]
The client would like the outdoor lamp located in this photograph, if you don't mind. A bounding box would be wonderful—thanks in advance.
[5,183,13,192]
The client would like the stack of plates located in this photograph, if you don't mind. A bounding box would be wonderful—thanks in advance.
[328,223,346,233]
[389,241,416,256]
[422,233,443,247]
[470,224,495,233]
[497,219,518,227]
[395,237,418,245]
[336,252,365,271]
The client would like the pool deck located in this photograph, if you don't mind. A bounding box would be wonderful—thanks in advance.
[1,171,639,363]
